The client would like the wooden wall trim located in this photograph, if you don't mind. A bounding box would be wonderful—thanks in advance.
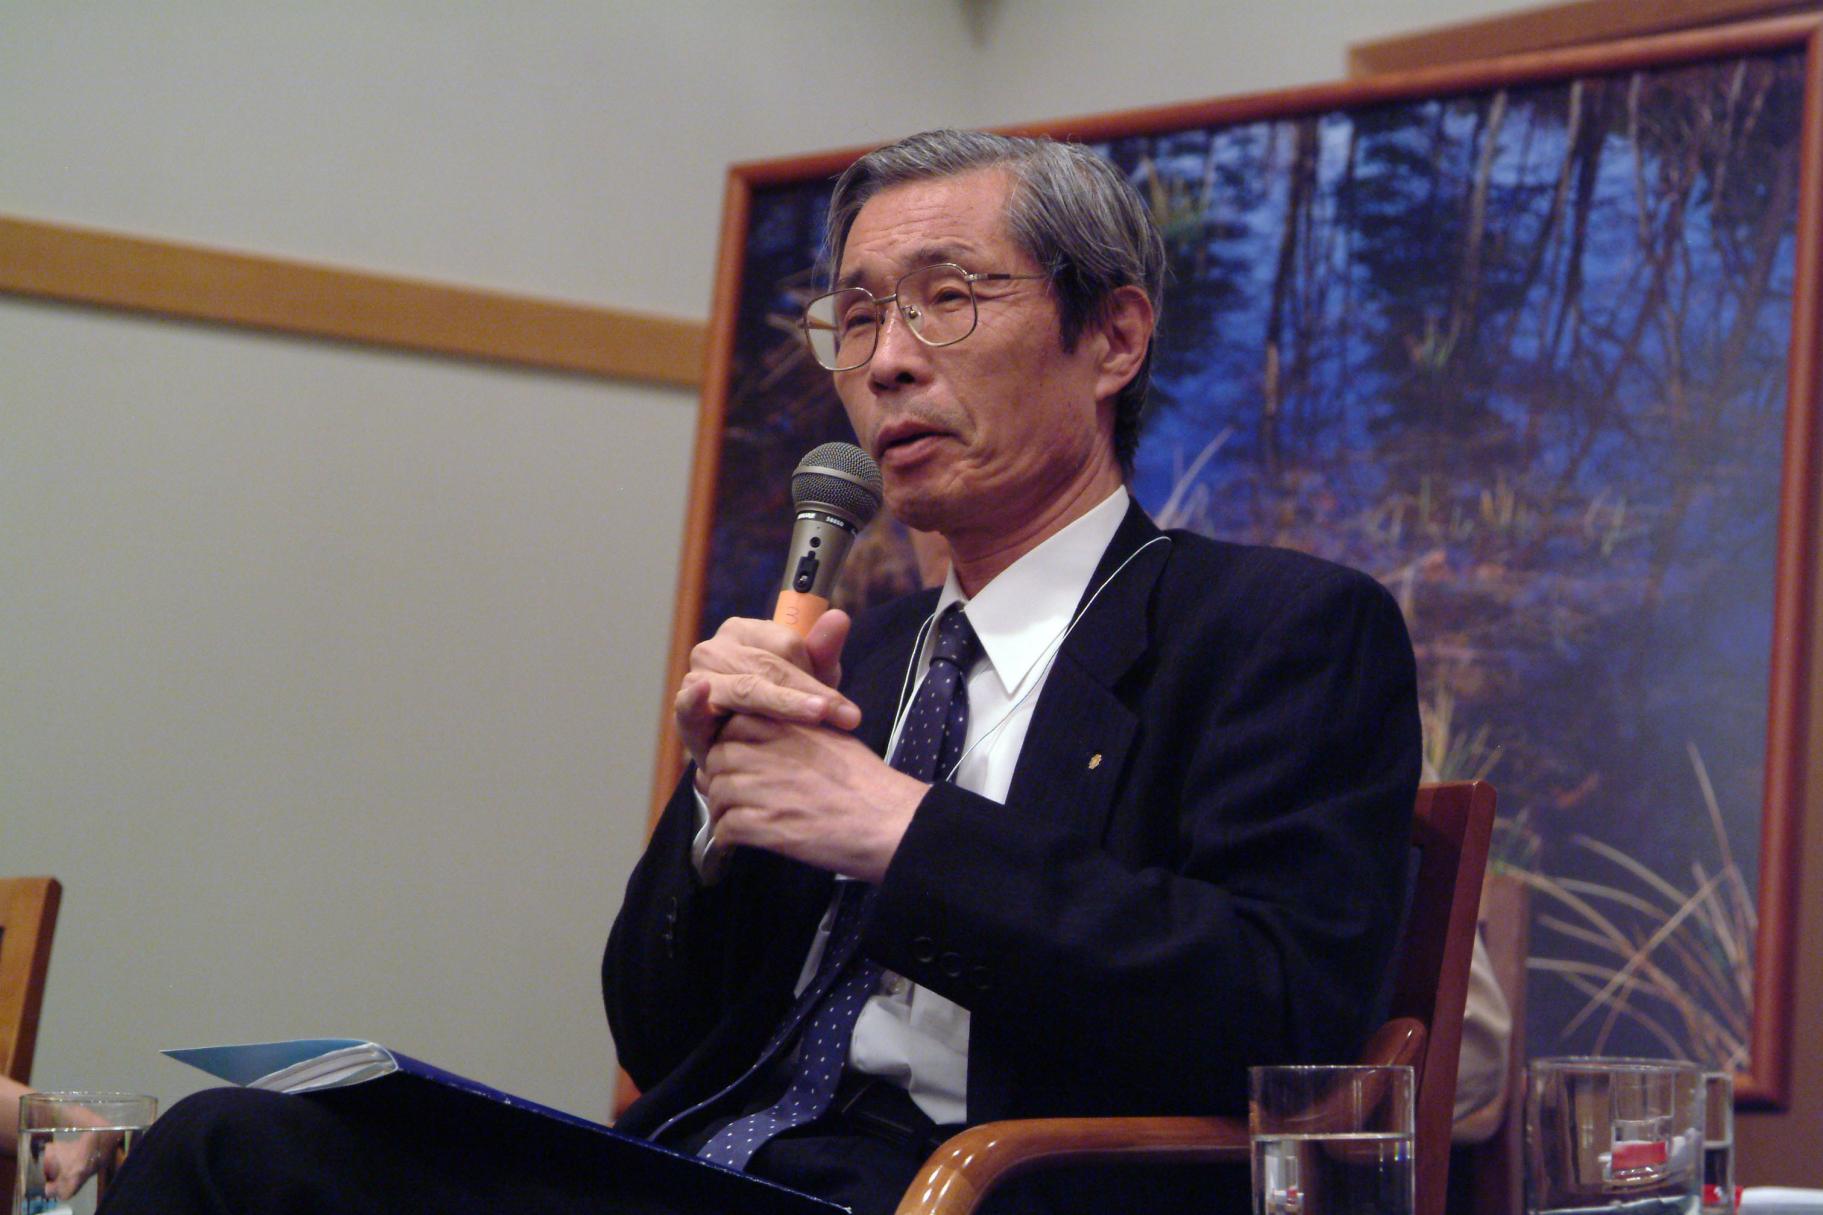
[0,215,708,389]
[1349,0,1821,77]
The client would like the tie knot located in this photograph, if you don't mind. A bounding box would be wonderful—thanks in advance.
[930,604,980,670]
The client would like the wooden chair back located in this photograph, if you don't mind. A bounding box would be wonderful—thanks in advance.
[1400,781,1499,1215]
[0,876,62,1081]
[1,877,62,1198]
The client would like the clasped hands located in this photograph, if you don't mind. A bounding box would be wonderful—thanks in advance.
[674,611,927,882]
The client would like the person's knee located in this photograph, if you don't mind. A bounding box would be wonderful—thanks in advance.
[151,1087,293,1152]
[106,1087,307,1208]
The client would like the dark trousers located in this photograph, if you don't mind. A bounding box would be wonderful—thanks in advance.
[98,1083,1247,1214]
[96,1083,932,1215]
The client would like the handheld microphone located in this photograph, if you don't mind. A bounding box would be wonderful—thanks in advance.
[772,442,883,636]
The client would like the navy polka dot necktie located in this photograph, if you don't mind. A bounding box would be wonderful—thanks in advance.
[887,604,981,784]
[693,604,981,1171]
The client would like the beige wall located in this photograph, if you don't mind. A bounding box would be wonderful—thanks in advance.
[1,0,1813,1181]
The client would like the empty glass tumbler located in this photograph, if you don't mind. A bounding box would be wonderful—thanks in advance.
[1524,1057,1703,1215]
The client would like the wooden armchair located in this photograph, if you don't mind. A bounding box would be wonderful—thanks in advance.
[893,781,1497,1215]
[2,876,64,1194]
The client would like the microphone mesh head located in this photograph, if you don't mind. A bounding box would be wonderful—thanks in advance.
[791,442,884,526]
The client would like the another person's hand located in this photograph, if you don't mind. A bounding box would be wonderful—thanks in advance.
[674,611,859,776]
[40,1127,118,1201]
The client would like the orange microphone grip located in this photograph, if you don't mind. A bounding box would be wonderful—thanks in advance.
[773,589,831,637]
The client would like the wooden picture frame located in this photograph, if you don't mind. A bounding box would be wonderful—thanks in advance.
[658,15,1821,1107]
[1347,0,1822,77]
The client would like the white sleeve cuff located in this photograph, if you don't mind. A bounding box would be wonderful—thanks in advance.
[689,782,731,885]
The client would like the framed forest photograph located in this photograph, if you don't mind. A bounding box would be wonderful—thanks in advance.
[658,16,1822,1106]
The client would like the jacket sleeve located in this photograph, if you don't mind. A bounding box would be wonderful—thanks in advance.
[600,771,735,1092]
[863,558,1421,1116]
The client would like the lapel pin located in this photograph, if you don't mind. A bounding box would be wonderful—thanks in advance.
[1087,753,1102,770]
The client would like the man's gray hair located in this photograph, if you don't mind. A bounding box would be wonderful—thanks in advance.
[825,129,1167,475]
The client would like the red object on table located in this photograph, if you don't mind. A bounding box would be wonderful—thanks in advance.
[1612,1139,1669,1171]
[1704,1183,1745,1211]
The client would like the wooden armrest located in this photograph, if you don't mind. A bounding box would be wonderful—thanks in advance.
[895,1114,1249,1215]
[1360,1016,1426,1070]
[894,1019,1429,1215]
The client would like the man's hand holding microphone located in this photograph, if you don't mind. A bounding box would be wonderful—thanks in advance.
[675,444,927,882]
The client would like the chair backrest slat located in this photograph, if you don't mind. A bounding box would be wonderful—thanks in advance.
[1398,782,1497,1215]
[0,876,63,1082]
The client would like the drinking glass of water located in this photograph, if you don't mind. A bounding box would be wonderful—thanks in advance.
[13,1092,156,1215]
[1701,1071,1735,1214]
[1249,1064,1415,1215]
[1524,1058,1703,1215]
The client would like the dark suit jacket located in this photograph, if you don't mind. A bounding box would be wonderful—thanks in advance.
[603,502,1420,1207]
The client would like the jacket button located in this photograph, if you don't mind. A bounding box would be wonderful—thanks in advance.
[969,964,992,991]
[940,951,965,978]
[911,936,937,964]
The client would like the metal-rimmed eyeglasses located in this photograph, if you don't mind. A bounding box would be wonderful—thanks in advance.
[797,263,1050,371]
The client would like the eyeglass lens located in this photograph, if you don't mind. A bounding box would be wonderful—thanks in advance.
[802,265,978,370]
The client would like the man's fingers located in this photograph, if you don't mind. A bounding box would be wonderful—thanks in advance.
[692,618,815,675]
[699,658,857,726]
[674,674,726,766]
[699,719,783,799]
[674,673,713,722]
[710,670,830,723]
[682,614,861,730]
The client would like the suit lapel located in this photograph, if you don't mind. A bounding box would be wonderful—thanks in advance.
[1002,503,1169,839]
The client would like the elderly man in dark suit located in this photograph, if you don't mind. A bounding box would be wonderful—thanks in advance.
[93,129,1417,1215]
[607,128,1421,1215]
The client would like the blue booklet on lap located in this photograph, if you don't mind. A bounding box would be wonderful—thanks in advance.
[165,1038,850,1215]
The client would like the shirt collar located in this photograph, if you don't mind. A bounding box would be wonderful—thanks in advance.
[934,486,1130,701]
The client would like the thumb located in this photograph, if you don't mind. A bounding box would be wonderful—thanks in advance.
[804,610,857,726]
[804,609,850,682]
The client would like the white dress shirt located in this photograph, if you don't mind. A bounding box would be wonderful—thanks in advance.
[799,486,1131,1124]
